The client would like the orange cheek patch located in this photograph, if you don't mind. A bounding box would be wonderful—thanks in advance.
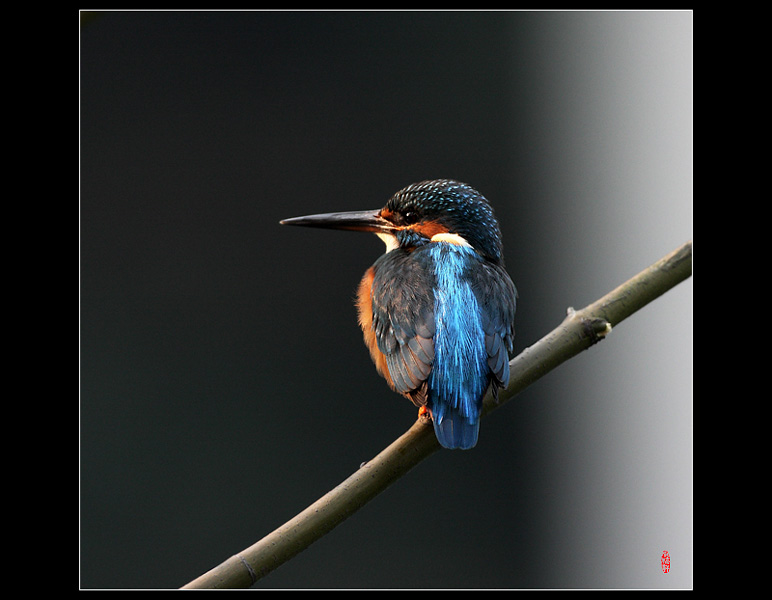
[413,221,449,239]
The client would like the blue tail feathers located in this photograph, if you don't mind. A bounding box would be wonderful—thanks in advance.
[431,406,480,450]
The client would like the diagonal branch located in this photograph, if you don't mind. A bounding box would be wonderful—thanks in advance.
[181,240,693,589]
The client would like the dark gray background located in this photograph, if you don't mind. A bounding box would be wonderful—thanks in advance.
[80,10,692,589]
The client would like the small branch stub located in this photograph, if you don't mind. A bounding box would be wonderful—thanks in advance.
[565,306,613,345]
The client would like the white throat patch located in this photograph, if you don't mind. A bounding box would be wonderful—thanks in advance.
[376,232,400,253]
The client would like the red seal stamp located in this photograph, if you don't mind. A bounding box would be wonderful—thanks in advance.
[661,550,670,574]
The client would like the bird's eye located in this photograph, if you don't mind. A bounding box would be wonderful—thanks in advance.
[402,211,419,224]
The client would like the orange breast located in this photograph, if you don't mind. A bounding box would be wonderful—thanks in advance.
[356,266,395,390]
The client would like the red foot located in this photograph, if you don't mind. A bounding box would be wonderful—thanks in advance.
[418,406,430,419]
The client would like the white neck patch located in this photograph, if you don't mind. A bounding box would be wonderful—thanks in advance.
[430,232,472,247]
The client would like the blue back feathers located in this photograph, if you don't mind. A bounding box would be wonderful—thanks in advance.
[428,243,488,449]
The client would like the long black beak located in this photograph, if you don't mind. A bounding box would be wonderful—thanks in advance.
[280,209,393,233]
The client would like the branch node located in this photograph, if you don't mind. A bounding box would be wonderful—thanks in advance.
[582,316,612,345]
[238,555,258,585]
[564,306,611,344]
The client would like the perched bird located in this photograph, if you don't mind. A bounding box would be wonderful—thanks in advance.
[281,180,516,449]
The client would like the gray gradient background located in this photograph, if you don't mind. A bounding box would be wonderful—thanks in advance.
[80,10,693,589]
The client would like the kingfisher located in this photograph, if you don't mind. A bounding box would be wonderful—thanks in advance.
[281,180,516,449]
